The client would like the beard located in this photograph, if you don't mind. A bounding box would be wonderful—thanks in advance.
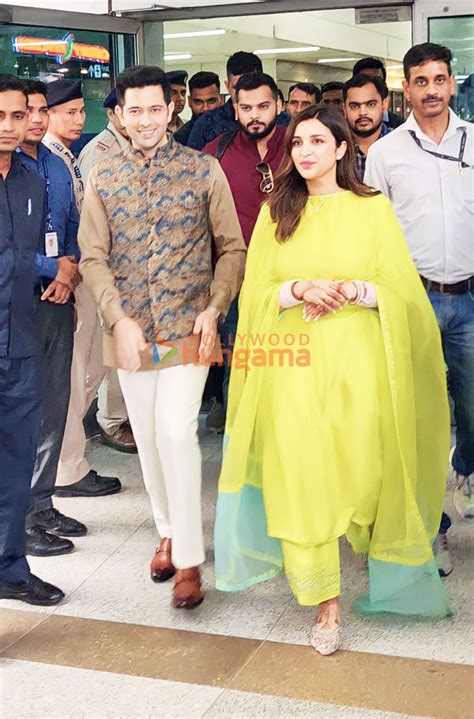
[351,117,383,138]
[242,115,278,141]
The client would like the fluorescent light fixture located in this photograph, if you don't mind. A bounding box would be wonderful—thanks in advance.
[164,54,192,61]
[164,29,225,40]
[386,64,404,70]
[318,57,359,64]
[254,46,320,56]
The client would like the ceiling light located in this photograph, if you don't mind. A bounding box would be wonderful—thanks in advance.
[386,64,404,70]
[164,54,192,61]
[318,57,359,63]
[254,46,320,56]
[164,29,225,40]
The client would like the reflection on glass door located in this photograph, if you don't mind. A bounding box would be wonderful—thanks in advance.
[429,15,474,122]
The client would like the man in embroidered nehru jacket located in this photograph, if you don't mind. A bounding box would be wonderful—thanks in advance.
[78,65,246,609]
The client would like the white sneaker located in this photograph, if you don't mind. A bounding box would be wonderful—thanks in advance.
[453,473,474,520]
[433,533,453,577]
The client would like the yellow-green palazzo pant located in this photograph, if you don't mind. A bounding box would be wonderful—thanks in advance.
[282,538,340,606]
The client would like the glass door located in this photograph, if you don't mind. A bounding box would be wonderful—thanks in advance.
[413,0,473,121]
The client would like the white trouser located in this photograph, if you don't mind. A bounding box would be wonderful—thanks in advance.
[96,369,128,435]
[118,363,209,569]
[56,284,107,486]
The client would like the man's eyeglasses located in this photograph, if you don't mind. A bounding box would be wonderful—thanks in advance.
[256,162,275,194]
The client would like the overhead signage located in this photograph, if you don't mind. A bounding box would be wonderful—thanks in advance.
[12,32,110,65]
[355,7,411,24]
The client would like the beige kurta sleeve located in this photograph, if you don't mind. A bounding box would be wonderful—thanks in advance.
[78,165,126,329]
[77,141,97,184]
[207,157,247,316]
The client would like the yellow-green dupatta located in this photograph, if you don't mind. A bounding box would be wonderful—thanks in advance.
[215,194,451,618]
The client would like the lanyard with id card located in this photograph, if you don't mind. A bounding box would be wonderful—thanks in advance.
[408,128,471,175]
[42,158,59,257]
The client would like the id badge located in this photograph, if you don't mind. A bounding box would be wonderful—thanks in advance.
[45,231,59,257]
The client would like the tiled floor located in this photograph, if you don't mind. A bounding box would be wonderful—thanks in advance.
[1,421,473,718]
[2,660,424,719]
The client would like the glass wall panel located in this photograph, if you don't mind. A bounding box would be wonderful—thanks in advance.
[429,15,474,121]
[0,23,136,132]
[163,7,412,122]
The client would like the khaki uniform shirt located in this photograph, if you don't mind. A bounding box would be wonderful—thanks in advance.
[78,135,246,371]
[43,132,84,212]
[78,122,129,183]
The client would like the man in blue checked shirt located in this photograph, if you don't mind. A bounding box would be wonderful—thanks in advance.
[16,79,87,560]
[343,73,391,181]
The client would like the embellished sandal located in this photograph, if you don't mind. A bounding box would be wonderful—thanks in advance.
[310,623,342,656]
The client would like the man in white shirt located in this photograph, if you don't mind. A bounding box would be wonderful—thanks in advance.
[365,43,474,574]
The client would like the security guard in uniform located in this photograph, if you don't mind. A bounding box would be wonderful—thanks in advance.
[78,89,129,182]
[44,79,121,498]
[0,74,63,606]
[78,89,136,454]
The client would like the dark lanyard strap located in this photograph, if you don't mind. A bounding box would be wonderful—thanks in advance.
[408,128,470,169]
[41,157,54,232]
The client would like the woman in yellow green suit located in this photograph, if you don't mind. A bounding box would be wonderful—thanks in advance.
[214,106,451,655]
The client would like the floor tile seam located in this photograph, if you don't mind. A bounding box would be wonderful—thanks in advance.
[0,611,52,655]
[41,517,151,619]
[199,686,229,718]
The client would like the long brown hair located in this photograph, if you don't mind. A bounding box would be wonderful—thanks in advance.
[269,105,379,242]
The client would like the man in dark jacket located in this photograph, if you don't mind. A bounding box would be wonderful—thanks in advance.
[0,75,64,606]
[18,79,86,558]
[188,51,290,150]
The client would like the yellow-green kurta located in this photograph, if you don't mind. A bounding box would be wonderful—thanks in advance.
[215,191,452,618]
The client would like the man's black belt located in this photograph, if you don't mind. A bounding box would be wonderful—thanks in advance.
[420,275,473,294]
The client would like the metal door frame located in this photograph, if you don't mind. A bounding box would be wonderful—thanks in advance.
[124,0,412,22]
[413,0,473,43]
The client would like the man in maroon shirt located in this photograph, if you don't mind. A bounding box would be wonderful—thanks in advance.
[204,72,286,245]
[203,72,286,426]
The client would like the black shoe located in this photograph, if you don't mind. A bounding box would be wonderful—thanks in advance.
[54,470,122,498]
[0,573,64,606]
[205,399,225,434]
[35,508,88,537]
[25,526,74,557]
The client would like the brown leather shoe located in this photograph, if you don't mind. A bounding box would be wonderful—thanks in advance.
[150,538,175,583]
[100,421,137,454]
[172,567,204,610]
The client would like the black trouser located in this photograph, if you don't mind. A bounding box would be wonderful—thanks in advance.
[25,299,74,527]
[0,355,40,582]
